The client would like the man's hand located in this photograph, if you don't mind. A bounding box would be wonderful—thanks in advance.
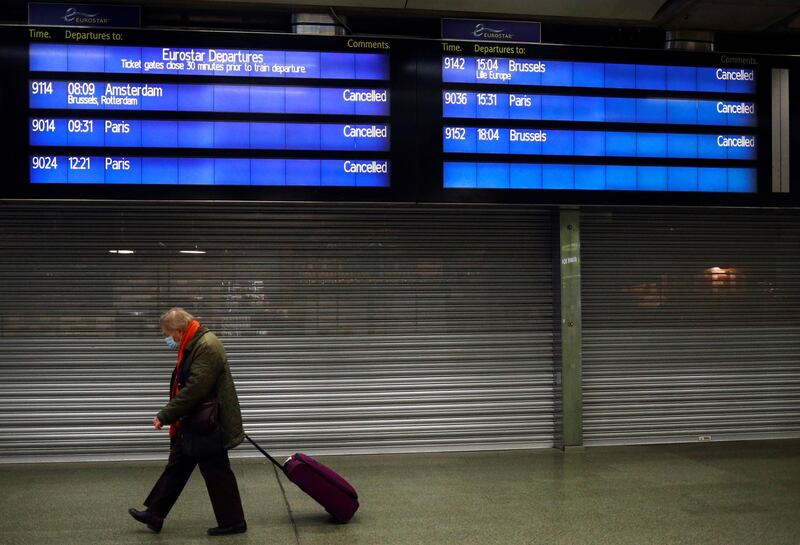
[153,416,163,430]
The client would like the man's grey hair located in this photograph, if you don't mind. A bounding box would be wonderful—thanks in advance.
[160,307,195,330]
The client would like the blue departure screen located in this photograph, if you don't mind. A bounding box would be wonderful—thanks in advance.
[30,44,389,80]
[28,42,392,188]
[443,127,756,160]
[30,156,389,186]
[444,162,756,192]
[441,51,759,194]
[442,57,756,93]
[443,92,756,127]
[31,119,389,151]
[30,81,390,115]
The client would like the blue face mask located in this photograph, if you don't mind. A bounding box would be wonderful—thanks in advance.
[164,336,179,350]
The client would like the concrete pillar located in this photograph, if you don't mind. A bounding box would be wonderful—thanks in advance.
[555,208,583,450]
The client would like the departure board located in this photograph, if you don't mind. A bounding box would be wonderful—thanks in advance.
[440,43,761,193]
[27,41,392,187]
[2,26,792,203]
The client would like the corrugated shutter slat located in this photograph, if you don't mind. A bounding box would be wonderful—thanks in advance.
[581,210,800,445]
[0,202,555,461]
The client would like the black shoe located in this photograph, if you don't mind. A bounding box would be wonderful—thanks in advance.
[208,521,247,536]
[128,508,163,533]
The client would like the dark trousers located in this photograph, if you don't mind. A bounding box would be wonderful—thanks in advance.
[144,436,245,527]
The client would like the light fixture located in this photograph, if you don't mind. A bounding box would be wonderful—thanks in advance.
[704,266,738,290]
[180,249,206,255]
[109,249,135,255]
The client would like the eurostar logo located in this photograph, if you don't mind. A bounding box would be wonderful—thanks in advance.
[62,7,103,23]
[62,8,108,24]
[472,23,505,37]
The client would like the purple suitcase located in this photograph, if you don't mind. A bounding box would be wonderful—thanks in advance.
[246,435,360,523]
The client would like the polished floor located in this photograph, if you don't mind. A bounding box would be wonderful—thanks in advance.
[1,440,799,545]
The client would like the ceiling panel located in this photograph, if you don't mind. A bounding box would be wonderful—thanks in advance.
[128,0,667,21]
[659,0,800,31]
[402,0,667,20]
[133,0,408,8]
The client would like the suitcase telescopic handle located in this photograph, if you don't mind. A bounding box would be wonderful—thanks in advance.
[245,434,288,475]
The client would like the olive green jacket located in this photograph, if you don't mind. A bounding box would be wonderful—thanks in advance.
[157,326,245,450]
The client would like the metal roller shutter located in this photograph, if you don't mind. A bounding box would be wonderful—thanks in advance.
[581,209,800,445]
[0,201,555,461]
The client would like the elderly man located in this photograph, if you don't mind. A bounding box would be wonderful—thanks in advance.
[128,307,247,536]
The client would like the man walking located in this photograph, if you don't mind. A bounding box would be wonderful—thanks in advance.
[128,307,247,536]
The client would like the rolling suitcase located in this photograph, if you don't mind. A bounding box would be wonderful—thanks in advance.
[245,435,360,523]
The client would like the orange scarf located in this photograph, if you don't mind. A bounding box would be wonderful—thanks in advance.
[169,319,201,437]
